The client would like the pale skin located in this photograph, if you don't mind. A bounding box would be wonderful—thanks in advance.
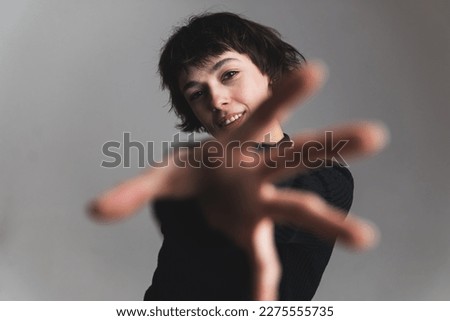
[89,52,388,300]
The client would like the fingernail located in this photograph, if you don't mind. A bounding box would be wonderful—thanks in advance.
[366,121,390,152]
[353,220,380,250]
[307,59,329,83]
[340,218,380,251]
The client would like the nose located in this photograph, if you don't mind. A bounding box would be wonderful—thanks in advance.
[209,86,230,112]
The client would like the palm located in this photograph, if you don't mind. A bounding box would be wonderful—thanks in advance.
[89,63,388,300]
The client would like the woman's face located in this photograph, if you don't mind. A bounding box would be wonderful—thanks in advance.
[178,51,283,141]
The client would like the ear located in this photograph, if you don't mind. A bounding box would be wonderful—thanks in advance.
[268,78,275,95]
[268,75,279,87]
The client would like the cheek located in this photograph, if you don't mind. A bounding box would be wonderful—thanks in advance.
[242,84,271,109]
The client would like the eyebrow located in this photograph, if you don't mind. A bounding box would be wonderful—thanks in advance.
[182,58,240,93]
[211,57,239,71]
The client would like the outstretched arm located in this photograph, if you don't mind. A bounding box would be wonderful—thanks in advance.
[89,62,388,300]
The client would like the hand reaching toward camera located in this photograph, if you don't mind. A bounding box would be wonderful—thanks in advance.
[89,63,388,300]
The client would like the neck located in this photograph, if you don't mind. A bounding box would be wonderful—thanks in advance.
[253,123,284,143]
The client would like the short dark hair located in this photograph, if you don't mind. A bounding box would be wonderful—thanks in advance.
[159,12,306,132]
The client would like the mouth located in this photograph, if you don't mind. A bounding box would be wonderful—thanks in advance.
[218,112,246,128]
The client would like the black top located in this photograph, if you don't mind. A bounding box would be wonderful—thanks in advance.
[144,139,353,301]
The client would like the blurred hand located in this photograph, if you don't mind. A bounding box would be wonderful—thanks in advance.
[89,62,388,300]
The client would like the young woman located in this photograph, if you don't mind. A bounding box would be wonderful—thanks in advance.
[90,12,387,300]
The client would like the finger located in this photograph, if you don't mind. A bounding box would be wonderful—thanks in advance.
[244,219,281,300]
[259,121,389,182]
[222,62,326,143]
[88,152,199,221]
[263,188,379,250]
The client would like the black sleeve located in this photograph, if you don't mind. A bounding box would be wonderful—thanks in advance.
[275,163,354,300]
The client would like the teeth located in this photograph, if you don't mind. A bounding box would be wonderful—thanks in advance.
[222,113,242,126]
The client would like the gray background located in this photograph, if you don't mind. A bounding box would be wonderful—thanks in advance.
[1,0,449,300]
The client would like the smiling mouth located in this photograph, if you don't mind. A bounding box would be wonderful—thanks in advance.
[219,112,245,128]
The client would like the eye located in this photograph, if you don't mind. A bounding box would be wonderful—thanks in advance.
[222,70,239,81]
[189,90,203,101]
